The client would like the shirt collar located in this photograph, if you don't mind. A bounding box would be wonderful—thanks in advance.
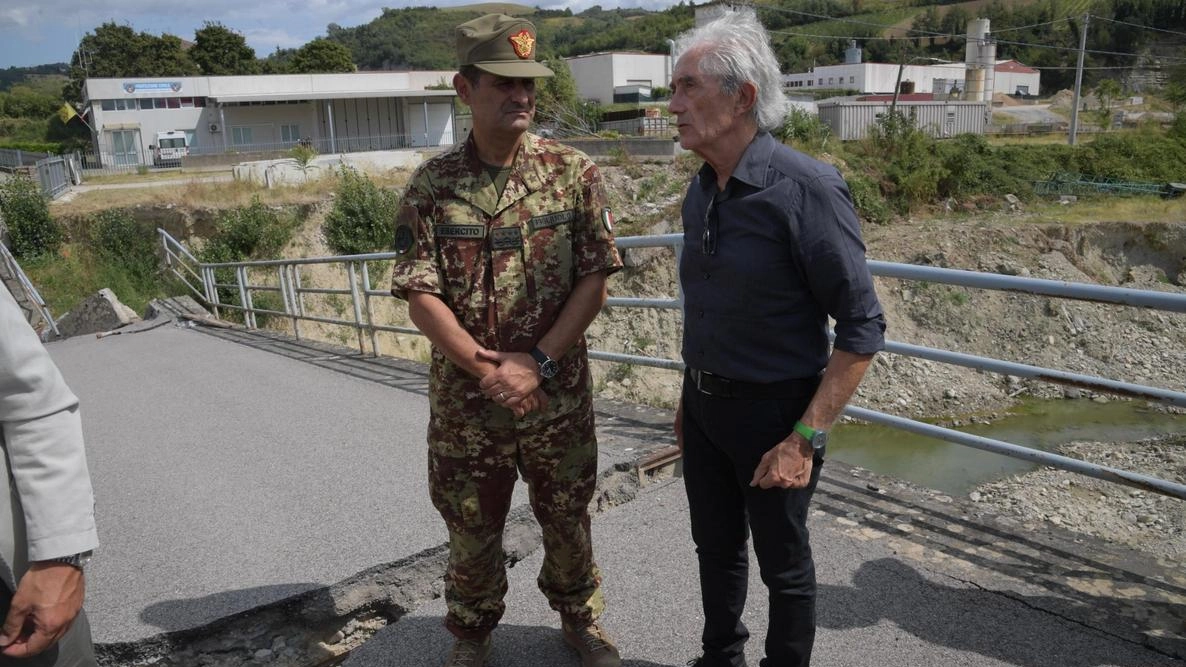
[696,131,776,194]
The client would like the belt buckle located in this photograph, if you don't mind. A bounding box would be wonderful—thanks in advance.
[692,368,728,397]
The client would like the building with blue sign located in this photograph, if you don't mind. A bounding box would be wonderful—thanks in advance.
[82,71,460,168]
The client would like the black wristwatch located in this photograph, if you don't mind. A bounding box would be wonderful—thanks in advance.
[48,550,93,571]
[530,347,559,380]
[793,421,828,453]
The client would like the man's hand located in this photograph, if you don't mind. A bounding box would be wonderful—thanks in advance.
[0,562,85,658]
[750,434,814,490]
[509,387,550,418]
[475,349,542,408]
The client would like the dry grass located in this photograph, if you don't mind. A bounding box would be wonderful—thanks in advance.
[51,169,413,218]
[1025,196,1186,225]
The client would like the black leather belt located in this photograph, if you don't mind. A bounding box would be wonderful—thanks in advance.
[687,368,819,399]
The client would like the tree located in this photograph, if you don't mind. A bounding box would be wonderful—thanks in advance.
[288,38,356,74]
[64,23,197,104]
[192,22,259,75]
[1094,78,1122,130]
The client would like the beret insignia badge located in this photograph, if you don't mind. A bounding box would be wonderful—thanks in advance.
[509,30,535,60]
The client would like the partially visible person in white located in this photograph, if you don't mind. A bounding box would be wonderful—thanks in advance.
[0,284,98,666]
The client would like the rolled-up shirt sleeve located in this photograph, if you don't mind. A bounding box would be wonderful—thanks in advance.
[0,287,98,564]
[390,180,443,301]
[798,173,886,355]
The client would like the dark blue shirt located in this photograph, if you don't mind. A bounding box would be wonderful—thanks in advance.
[680,131,886,383]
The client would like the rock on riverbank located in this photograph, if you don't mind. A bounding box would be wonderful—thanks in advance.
[973,434,1186,560]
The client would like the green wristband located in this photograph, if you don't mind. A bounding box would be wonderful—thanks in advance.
[792,421,816,441]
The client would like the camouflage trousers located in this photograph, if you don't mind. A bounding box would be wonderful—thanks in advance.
[427,403,605,639]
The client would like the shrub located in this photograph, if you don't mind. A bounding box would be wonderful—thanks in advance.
[289,143,318,170]
[845,173,892,225]
[778,106,831,155]
[90,209,158,280]
[200,197,296,263]
[324,166,399,256]
[860,113,947,213]
[0,175,62,258]
[0,140,63,154]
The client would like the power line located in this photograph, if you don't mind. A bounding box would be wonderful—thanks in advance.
[756,3,956,39]
[993,36,1186,62]
[757,5,1186,64]
[1035,65,1165,70]
[990,18,1075,34]
[1088,14,1186,39]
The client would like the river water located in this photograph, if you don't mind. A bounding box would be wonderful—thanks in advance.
[830,399,1186,495]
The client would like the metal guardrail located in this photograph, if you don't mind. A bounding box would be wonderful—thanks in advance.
[157,229,1186,500]
[0,241,60,339]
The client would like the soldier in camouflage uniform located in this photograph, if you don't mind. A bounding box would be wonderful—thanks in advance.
[389,14,623,667]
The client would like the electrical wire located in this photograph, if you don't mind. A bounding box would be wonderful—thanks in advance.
[1088,14,1186,39]
[989,18,1075,33]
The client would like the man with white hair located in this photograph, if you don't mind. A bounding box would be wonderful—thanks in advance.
[669,9,885,667]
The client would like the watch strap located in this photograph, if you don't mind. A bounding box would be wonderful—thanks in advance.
[792,421,817,441]
[48,550,92,570]
[529,347,549,366]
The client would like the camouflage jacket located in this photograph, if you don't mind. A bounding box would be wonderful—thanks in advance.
[391,132,622,429]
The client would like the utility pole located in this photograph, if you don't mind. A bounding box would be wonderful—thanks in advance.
[1068,13,1089,146]
[890,55,907,118]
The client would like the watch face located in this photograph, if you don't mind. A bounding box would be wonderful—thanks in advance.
[540,359,559,379]
[811,431,828,451]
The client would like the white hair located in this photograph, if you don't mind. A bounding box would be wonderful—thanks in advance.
[673,8,790,132]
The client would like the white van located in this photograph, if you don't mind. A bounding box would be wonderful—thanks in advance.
[152,130,189,166]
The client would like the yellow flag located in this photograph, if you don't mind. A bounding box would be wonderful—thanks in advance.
[57,102,77,124]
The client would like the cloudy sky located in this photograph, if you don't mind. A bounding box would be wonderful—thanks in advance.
[0,0,680,69]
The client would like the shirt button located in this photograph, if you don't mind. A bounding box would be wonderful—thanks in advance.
[698,310,705,318]
[702,272,710,280]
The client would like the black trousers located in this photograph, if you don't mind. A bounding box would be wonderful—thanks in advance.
[681,371,823,667]
[0,584,97,667]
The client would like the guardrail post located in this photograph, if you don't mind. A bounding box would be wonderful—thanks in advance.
[278,264,298,340]
[347,261,366,355]
[236,266,255,329]
[361,261,379,357]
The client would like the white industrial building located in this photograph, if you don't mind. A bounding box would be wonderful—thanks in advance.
[783,21,1040,98]
[564,52,672,106]
[81,72,459,167]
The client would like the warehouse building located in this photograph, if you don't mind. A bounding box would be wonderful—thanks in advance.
[564,52,672,106]
[81,71,459,168]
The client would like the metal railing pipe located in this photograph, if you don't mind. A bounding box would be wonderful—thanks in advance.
[606,297,682,309]
[588,350,685,371]
[868,260,1186,313]
[884,339,1186,408]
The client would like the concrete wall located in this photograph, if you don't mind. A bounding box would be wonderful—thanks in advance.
[559,137,681,160]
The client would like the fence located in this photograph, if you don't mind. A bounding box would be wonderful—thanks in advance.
[0,241,59,338]
[80,130,459,176]
[158,229,1186,501]
[0,149,78,200]
[0,148,50,169]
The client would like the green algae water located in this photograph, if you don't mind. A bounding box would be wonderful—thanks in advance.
[829,399,1186,496]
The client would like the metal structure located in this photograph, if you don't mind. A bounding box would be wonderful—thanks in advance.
[158,229,1186,501]
[1034,172,1186,198]
[0,149,78,199]
[0,241,60,338]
